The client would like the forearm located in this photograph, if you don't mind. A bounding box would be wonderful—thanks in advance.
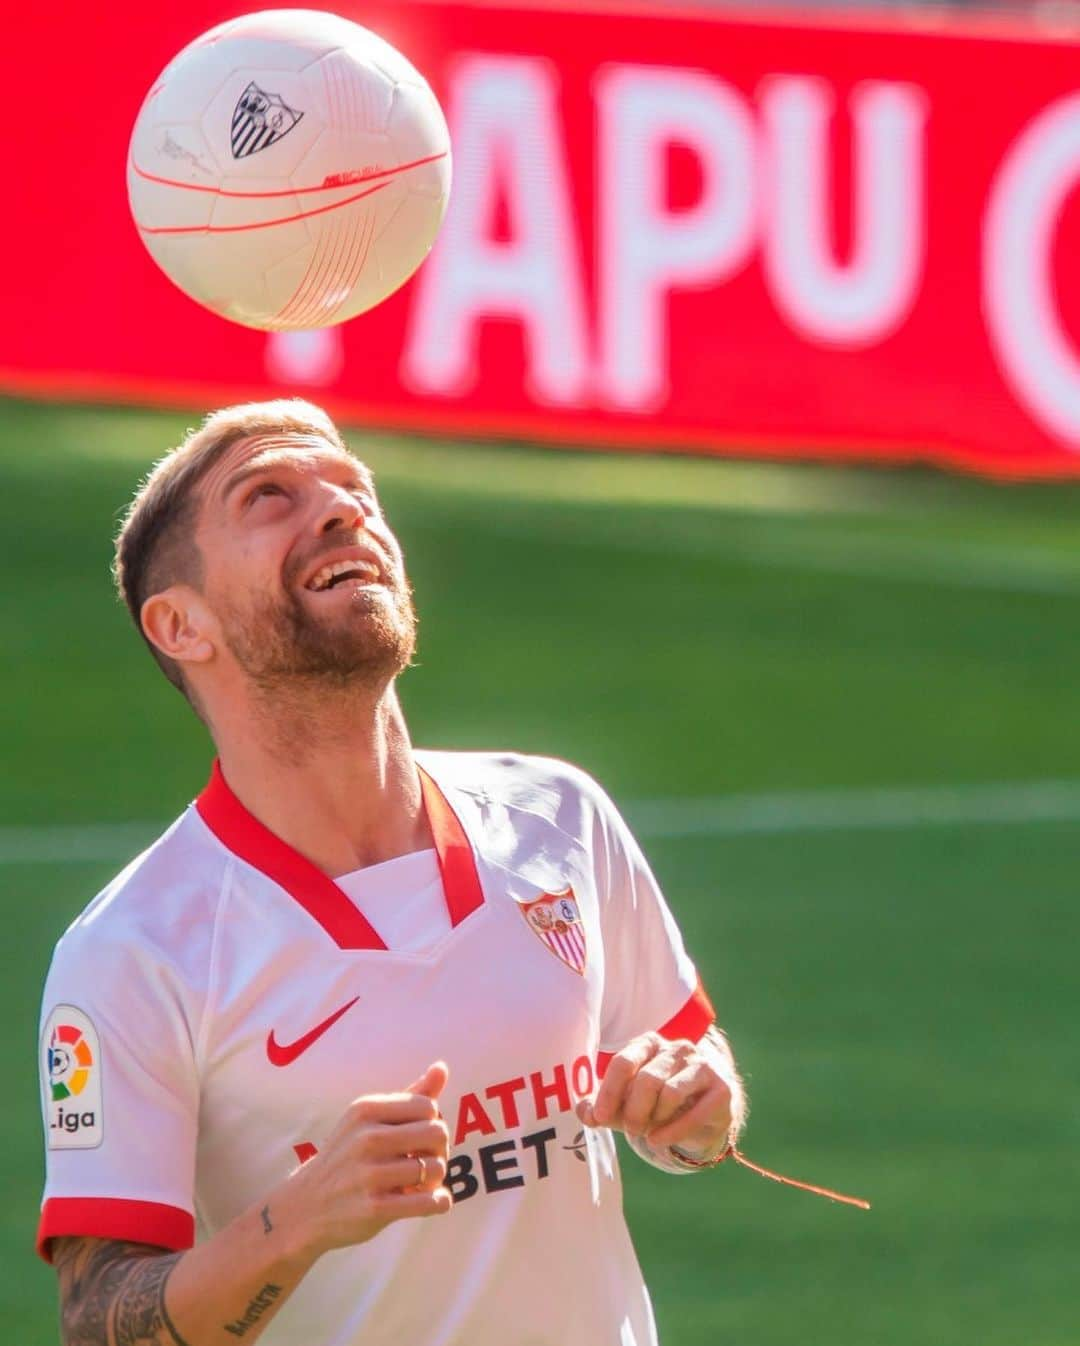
[56,1070,454,1346]
[56,1184,320,1346]
[160,1191,317,1344]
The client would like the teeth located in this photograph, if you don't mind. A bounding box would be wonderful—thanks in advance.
[307,558,380,591]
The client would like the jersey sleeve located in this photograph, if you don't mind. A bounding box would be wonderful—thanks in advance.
[588,778,715,1060]
[36,926,200,1262]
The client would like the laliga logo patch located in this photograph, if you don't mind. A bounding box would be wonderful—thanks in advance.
[231,82,303,159]
[519,888,587,975]
[42,1005,102,1149]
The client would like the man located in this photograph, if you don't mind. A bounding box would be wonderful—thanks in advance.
[37,399,744,1346]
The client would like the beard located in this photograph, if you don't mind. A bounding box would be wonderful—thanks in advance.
[218,574,418,693]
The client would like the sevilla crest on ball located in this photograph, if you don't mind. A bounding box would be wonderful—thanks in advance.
[230,82,304,159]
[519,888,588,976]
[126,9,451,331]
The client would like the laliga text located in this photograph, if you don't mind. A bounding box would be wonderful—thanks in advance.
[51,1106,96,1136]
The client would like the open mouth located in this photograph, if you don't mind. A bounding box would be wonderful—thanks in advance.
[305,559,382,592]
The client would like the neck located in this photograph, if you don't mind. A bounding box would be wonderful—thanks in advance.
[208,679,432,877]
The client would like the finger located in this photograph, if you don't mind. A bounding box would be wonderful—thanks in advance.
[346,1092,441,1127]
[404,1061,449,1102]
[646,1059,715,1131]
[646,1079,732,1148]
[575,1098,598,1128]
[372,1187,453,1224]
[369,1153,449,1194]
[619,1048,690,1136]
[363,1117,451,1161]
[590,1034,664,1128]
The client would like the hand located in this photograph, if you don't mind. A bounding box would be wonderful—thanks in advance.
[577,1032,735,1157]
[284,1061,453,1258]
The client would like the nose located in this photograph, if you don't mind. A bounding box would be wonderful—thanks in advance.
[312,480,368,536]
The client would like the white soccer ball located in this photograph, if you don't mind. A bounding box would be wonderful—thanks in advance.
[127,9,451,330]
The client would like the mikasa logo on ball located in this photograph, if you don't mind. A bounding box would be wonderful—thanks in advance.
[231,81,304,159]
[42,1004,103,1150]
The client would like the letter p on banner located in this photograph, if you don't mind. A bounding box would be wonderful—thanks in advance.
[595,64,757,410]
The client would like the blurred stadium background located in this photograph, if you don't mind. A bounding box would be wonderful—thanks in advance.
[4,1,1080,1342]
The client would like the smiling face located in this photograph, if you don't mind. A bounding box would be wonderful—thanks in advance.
[191,432,417,691]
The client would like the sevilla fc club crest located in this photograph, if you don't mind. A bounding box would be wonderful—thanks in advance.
[231,82,303,159]
[519,888,587,975]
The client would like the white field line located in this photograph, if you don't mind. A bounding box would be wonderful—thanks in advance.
[6,778,1080,866]
[0,822,162,866]
[628,778,1080,838]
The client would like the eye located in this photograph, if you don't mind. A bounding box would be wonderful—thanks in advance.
[248,481,285,504]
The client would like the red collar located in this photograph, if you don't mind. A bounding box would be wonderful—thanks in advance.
[195,760,484,950]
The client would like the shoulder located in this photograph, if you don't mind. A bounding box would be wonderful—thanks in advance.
[416,748,621,833]
[46,805,228,992]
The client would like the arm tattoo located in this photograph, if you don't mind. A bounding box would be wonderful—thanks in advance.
[260,1206,272,1235]
[54,1238,190,1346]
[113,1254,190,1346]
[223,1284,282,1338]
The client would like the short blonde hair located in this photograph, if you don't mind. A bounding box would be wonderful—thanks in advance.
[114,399,349,697]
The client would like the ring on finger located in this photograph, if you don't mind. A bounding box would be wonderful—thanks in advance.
[415,1155,425,1187]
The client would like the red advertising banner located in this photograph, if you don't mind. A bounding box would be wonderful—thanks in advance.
[3,1,1080,475]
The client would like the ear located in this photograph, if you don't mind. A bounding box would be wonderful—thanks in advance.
[140,585,217,668]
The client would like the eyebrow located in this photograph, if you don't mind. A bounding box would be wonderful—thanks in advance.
[221,455,376,503]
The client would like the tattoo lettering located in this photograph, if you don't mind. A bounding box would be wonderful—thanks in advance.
[223,1284,283,1338]
[54,1238,190,1346]
[260,1206,273,1235]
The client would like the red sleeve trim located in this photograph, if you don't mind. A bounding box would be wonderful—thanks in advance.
[658,977,716,1043]
[596,977,716,1075]
[36,1197,195,1263]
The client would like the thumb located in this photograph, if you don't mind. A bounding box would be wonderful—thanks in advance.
[405,1060,449,1101]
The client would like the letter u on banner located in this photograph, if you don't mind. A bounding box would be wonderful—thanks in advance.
[402,53,590,405]
[760,77,929,346]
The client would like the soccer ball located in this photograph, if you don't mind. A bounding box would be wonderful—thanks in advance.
[127,9,451,330]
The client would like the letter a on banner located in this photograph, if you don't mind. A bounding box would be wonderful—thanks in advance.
[403,54,590,405]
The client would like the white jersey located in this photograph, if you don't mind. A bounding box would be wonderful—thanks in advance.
[38,751,714,1346]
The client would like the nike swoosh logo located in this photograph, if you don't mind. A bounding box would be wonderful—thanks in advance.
[266,996,360,1067]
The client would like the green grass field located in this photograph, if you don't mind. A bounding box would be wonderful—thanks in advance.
[4,396,1079,1343]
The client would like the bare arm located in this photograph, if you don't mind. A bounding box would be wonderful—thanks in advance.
[53,1063,452,1346]
[54,1204,306,1346]
[54,1239,187,1346]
